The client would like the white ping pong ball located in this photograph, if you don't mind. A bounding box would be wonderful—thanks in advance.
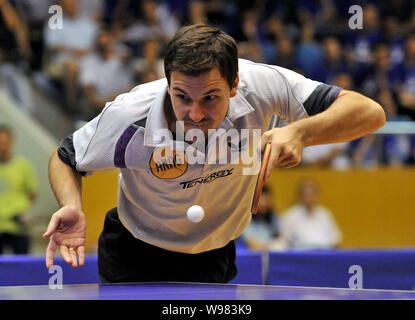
[186,205,205,223]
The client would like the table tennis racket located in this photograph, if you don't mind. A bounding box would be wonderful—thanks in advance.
[251,115,280,215]
[251,142,272,214]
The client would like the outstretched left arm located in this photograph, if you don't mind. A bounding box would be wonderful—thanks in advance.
[262,90,386,180]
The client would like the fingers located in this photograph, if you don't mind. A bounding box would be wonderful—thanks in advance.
[42,214,60,239]
[59,245,73,265]
[278,155,300,168]
[45,238,57,269]
[69,247,78,268]
[47,242,85,269]
[279,160,300,168]
[260,131,272,151]
[265,143,280,182]
[265,145,301,180]
[77,246,85,267]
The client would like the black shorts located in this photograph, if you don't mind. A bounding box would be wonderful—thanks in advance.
[98,208,237,283]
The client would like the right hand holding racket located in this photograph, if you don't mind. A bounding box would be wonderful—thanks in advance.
[43,206,86,269]
[261,125,304,181]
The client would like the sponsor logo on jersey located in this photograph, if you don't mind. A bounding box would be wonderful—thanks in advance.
[179,168,234,189]
[150,147,188,179]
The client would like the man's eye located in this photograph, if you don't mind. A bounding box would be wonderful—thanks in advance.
[177,95,190,103]
[205,95,216,102]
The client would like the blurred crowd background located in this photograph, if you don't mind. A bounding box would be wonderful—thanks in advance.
[1,0,415,168]
[1,0,415,253]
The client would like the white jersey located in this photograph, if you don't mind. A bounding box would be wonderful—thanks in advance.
[58,59,342,254]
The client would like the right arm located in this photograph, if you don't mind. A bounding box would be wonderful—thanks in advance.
[43,92,140,269]
[49,148,82,210]
[43,148,87,269]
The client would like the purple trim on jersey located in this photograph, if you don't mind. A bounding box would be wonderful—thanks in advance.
[335,88,343,99]
[114,125,138,168]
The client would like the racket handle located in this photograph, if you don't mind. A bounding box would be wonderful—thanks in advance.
[251,142,272,215]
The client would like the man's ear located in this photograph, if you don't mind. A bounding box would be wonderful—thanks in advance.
[230,73,239,98]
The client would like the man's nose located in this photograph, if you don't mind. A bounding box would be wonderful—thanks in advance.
[188,103,206,123]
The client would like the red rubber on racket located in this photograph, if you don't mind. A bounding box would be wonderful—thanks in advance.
[251,142,272,214]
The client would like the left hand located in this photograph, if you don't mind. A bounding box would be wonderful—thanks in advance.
[261,125,304,181]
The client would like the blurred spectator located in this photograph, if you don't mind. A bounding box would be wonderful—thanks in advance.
[79,30,135,119]
[0,126,37,254]
[141,69,160,84]
[263,15,291,42]
[239,9,261,42]
[132,39,164,81]
[186,0,230,27]
[188,0,207,25]
[280,179,342,250]
[333,72,354,90]
[394,34,415,120]
[0,0,34,111]
[408,136,415,165]
[274,35,298,71]
[350,4,381,64]
[350,135,377,167]
[122,0,179,48]
[43,0,98,115]
[317,37,349,83]
[0,0,31,64]
[77,0,104,21]
[238,41,264,63]
[383,15,405,66]
[361,44,394,98]
[236,9,265,63]
[376,89,412,166]
[314,0,345,40]
[242,185,282,251]
[1,0,414,169]
[302,142,350,170]
[16,0,52,70]
[296,24,324,79]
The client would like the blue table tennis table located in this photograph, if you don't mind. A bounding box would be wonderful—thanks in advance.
[1,282,415,300]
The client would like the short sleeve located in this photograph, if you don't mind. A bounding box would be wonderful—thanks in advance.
[239,60,343,123]
[263,64,342,121]
[57,100,129,176]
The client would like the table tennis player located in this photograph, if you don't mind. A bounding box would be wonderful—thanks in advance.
[43,24,385,283]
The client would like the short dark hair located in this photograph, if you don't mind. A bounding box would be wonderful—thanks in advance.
[164,24,238,89]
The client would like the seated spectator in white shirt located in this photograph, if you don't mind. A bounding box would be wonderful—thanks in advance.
[43,0,98,114]
[79,30,135,119]
[280,179,342,250]
[302,142,351,170]
[242,185,282,250]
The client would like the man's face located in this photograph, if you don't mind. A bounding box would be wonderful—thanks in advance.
[299,182,319,208]
[168,68,238,135]
[61,0,78,18]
